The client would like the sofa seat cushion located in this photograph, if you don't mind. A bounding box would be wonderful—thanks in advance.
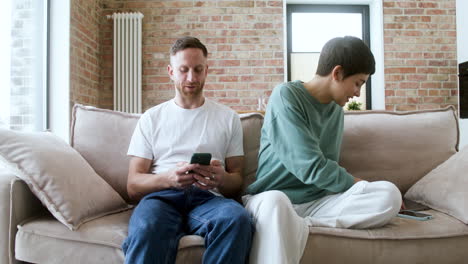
[16,209,468,264]
[15,210,204,264]
[302,210,468,264]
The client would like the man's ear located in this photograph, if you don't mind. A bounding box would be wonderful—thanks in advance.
[167,64,174,80]
[331,65,344,81]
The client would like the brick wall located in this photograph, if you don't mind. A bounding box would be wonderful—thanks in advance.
[100,0,284,111]
[69,0,459,112]
[383,0,458,111]
[70,0,101,107]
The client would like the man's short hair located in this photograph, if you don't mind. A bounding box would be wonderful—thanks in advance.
[170,36,208,57]
[316,36,375,79]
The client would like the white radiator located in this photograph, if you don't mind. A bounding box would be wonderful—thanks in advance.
[107,12,144,113]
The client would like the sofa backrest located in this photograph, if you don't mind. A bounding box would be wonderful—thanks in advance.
[340,106,458,194]
[71,105,140,202]
[71,104,458,200]
[239,113,264,191]
[70,105,265,202]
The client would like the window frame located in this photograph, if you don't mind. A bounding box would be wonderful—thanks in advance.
[44,0,50,130]
[286,4,372,109]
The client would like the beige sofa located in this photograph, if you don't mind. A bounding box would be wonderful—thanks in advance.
[1,104,467,264]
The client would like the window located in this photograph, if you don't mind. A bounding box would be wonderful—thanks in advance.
[287,4,371,109]
[0,0,48,131]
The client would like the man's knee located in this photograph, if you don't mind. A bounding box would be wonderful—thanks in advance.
[128,217,160,242]
[128,201,178,240]
[217,203,253,231]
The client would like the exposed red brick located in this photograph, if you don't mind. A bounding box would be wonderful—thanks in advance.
[407,97,422,104]
[418,2,438,8]
[404,9,424,15]
[423,97,444,104]
[218,98,241,105]
[386,97,407,104]
[383,0,457,111]
[385,67,417,74]
[70,0,101,108]
[395,90,407,97]
[421,82,442,89]
[396,104,417,111]
[219,76,239,82]
[428,90,440,96]
[418,90,428,96]
[217,60,241,67]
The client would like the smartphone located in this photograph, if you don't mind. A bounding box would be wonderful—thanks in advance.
[190,153,212,165]
[189,153,212,186]
[397,210,433,221]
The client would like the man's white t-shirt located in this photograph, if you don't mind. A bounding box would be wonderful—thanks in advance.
[127,98,244,175]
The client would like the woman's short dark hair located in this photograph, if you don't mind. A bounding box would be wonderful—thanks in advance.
[316,36,375,78]
[170,36,208,57]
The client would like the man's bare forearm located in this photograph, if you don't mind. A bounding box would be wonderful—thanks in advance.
[127,172,171,203]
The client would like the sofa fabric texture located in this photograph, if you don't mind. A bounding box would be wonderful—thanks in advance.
[15,211,206,264]
[405,145,468,224]
[303,210,468,264]
[238,113,264,191]
[70,104,141,202]
[5,104,466,264]
[0,171,17,264]
[15,208,468,264]
[340,107,458,194]
[0,128,130,231]
[8,178,44,264]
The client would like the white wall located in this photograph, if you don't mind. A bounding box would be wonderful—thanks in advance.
[48,0,70,142]
[456,0,468,149]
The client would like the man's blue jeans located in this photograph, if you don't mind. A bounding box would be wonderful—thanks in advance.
[122,186,254,264]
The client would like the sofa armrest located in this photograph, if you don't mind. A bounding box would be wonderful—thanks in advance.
[0,171,44,264]
[0,171,16,264]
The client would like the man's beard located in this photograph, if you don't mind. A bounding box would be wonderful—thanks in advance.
[176,82,204,98]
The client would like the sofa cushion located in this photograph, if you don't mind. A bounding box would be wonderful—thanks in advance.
[15,211,204,264]
[71,104,141,202]
[0,128,130,231]
[16,209,468,264]
[405,145,468,224]
[301,210,468,264]
[340,106,458,194]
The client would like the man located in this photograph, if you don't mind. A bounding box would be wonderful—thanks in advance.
[122,36,253,264]
[244,36,402,263]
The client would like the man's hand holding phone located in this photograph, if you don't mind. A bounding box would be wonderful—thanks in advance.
[168,162,198,189]
[189,153,224,190]
[192,159,226,191]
